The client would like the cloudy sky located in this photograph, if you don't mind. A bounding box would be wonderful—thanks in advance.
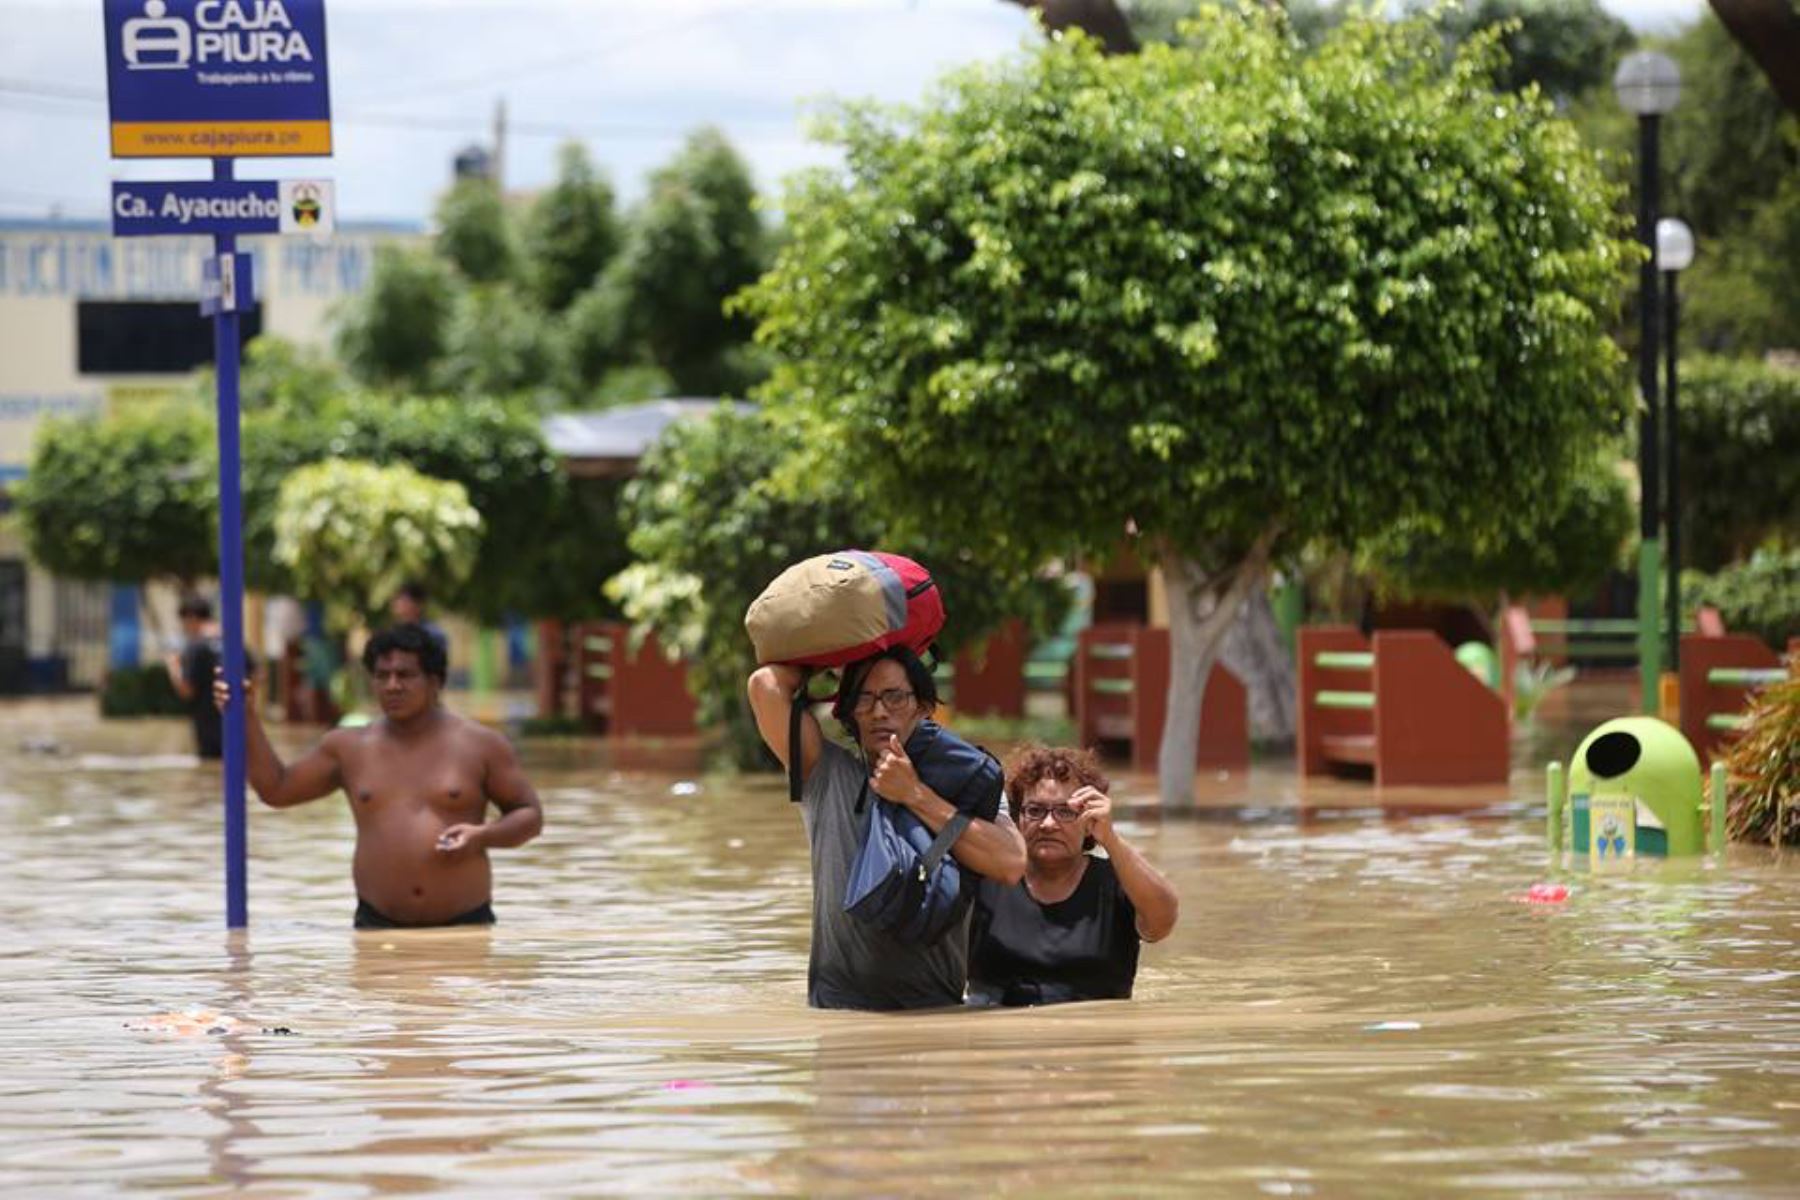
[0,0,1711,226]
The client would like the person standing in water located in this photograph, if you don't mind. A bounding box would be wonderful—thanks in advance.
[166,594,225,760]
[214,623,544,929]
[967,746,1178,1007]
[748,647,1027,1010]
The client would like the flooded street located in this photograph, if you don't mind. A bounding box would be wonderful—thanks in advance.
[1,692,1797,1196]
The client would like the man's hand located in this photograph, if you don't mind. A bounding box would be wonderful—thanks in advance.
[1072,785,1116,849]
[871,733,925,809]
[436,823,487,859]
[212,668,255,714]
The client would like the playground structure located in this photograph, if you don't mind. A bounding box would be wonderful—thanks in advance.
[1298,627,1509,786]
[1546,716,1726,859]
[1072,623,1249,772]
[1678,632,1796,763]
[942,619,1028,720]
[570,622,698,737]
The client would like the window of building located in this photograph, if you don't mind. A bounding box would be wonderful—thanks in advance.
[76,301,263,375]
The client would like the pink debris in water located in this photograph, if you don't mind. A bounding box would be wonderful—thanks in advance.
[1511,883,1570,905]
[663,1080,712,1091]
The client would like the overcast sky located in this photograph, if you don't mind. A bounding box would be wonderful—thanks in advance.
[0,0,1713,225]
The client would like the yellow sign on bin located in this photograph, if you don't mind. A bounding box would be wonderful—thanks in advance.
[1589,792,1636,866]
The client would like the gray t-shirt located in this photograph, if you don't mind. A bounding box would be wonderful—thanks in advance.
[801,741,1001,1011]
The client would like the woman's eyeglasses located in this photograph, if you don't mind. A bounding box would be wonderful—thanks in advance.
[1020,803,1082,825]
[851,688,916,714]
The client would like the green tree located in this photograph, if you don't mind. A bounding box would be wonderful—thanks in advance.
[434,284,568,404]
[522,143,621,313]
[188,335,350,414]
[15,403,216,585]
[1362,459,1635,603]
[1672,356,1800,570]
[274,459,483,634]
[334,245,462,389]
[434,176,517,285]
[578,128,767,396]
[244,395,606,623]
[740,9,1634,802]
[613,406,1070,766]
[1664,18,1798,241]
[1429,0,1634,102]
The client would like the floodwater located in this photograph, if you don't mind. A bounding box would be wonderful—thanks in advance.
[1,688,1797,1197]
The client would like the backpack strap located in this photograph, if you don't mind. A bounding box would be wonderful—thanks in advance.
[787,682,808,803]
[919,811,972,880]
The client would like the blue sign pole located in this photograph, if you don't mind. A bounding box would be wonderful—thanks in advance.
[212,155,249,930]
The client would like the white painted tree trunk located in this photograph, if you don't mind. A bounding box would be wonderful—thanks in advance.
[1156,531,1278,806]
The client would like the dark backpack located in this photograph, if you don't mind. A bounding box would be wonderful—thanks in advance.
[841,720,1002,946]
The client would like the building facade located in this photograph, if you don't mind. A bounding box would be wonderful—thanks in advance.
[0,218,420,691]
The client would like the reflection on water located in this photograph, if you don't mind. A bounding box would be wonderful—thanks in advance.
[1,692,1796,1195]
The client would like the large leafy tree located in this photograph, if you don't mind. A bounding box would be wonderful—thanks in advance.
[15,403,217,585]
[741,9,1633,802]
[614,406,1070,766]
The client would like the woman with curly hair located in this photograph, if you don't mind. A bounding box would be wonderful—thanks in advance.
[967,745,1178,1007]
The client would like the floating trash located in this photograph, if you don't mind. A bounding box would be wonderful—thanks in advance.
[670,781,701,797]
[1364,1020,1422,1032]
[1510,883,1570,905]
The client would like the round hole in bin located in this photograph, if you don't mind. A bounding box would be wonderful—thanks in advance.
[1585,730,1641,779]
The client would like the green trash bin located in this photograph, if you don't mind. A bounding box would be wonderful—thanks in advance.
[1566,716,1704,859]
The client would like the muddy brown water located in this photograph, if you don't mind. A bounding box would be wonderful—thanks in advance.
[1,688,1796,1197]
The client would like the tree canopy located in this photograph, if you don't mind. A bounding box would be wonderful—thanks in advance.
[740,7,1635,799]
[15,403,216,585]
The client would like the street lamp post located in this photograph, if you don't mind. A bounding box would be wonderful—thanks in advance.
[1657,217,1695,674]
[1614,51,1682,715]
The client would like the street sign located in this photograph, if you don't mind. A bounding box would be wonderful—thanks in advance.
[112,179,335,237]
[103,0,333,158]
[200,251,255,315]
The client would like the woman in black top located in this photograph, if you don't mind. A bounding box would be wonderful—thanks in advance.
[968,746,1179,1007]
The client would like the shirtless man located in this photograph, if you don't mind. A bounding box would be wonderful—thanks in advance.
[214,623,544,929]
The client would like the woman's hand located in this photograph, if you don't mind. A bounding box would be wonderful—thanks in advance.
[1071,785,1116,849]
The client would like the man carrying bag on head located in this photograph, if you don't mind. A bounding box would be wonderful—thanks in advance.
[746,552,1026,1011]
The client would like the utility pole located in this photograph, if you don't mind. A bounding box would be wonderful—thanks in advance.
[492,96,508,191]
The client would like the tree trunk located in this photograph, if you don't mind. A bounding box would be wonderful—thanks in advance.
[1218,585,1297,745]
[1002,0,1139,53]
[1157,530,1278,805]
[1707,0,1800,115]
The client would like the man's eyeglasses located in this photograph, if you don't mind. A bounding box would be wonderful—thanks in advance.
[851,688,916,715]
[1020,803,1082,825]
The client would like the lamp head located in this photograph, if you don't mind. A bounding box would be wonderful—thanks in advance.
[1614,51,1681,116]
[1656,218,1695,273]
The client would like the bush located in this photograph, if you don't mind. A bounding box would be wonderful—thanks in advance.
[1685,548,1800,650]
[1721,662,1800,846]
[100,664,187,718]
[1674,357,1800,572]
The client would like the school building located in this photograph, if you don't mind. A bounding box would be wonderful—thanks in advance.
[0,217,421,693]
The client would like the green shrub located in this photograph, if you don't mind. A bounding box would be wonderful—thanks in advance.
[1721,665,1800,846]
[1685,548,1800,650]
[1675,357,1800,571]
[100,665,187,718]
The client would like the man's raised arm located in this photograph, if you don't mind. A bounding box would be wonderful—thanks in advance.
[747,664,824,783]
[213,674,343,808]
